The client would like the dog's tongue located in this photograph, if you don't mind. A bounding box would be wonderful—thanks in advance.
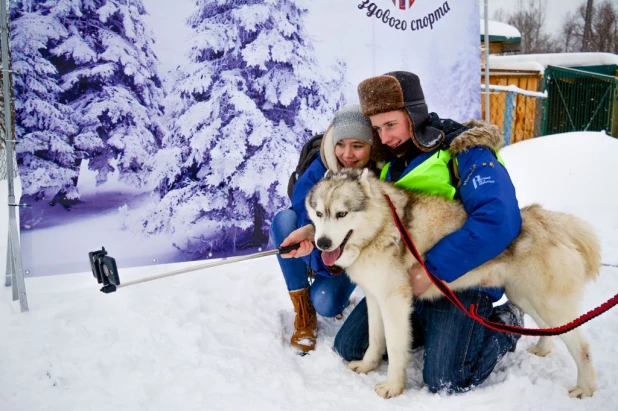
[321,247,341,266]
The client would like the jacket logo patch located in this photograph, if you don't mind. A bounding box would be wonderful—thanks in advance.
[472,175,495,189]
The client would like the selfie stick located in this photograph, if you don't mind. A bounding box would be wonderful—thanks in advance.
[90,243,301,293]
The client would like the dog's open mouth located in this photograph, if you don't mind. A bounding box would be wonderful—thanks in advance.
[321,230,353,267]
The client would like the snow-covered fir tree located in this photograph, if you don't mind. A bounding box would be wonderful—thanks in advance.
[422,6,481,122]
[142,0,345,254]
[12,0,165,208]
[440,20,481,121]
[10,3,79,202]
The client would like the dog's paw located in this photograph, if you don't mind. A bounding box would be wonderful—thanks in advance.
[527,344,551,357]
[568,384,596,399]
[347,359,379,374]
[375,381,404,399]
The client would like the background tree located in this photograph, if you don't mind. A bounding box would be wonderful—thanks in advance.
[560,0,618,53]
[426,4,481,122]
[11,0,165,209]
[139,0,346,255]
[500,0,561,54]
[10,3,79,202]
[561,18,580,53]
[492,0,562,54]
[582,0,594,52]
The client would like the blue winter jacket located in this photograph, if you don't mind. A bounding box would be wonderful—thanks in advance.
[385,119,522,301]
[290,155,332,277]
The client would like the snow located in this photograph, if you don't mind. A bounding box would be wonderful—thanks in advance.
[489,52,618,71]
[2,131,618,410]
[487,60,547,75]
[481,19,521,39]
[481,83,547,99]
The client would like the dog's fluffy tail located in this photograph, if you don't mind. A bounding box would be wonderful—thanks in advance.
[562,213,602,281]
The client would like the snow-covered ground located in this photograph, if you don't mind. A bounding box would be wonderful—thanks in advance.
[1,131,618,411]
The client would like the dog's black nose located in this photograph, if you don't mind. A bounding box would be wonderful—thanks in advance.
[316,237,332,250]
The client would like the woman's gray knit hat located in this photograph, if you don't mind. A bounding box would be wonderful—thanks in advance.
[332,104,374,145]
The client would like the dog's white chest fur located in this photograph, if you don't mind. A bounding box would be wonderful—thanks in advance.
[346,244,411,300]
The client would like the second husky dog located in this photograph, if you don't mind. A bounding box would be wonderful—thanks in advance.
[306,168,600,399]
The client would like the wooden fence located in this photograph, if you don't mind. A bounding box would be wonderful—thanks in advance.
[481,68,544,143]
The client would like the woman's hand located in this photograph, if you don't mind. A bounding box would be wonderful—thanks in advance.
[280,225,315,258]
[409,264,433,296]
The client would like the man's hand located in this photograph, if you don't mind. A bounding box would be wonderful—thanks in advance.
[409,264,433,296]
[280,224,315,258]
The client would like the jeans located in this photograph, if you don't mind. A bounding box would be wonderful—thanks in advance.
[333,290,519,393]
[271,209,356,318]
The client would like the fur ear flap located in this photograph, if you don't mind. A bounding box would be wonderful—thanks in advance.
[358,168,373,198]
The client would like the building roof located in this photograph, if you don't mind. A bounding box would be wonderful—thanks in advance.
[480,19,521,43]
[488,52,618,74]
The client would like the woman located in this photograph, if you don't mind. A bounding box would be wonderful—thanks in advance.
[271,104,378,354]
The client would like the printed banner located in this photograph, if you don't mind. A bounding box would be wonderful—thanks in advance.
[11,0,480,276]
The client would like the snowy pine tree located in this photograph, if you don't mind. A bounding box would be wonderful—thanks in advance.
[440,16,482,121]
[422,6,481,122]
[141,0,345,254]
[12,0,165,207]
[10,3,79,202]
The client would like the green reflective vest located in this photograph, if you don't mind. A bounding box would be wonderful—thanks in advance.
[379,149,505,200]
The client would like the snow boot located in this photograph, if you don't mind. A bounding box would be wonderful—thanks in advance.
[289,287,317,353]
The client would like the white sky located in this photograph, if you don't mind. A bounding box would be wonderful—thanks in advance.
[2,131,618,410]
[485,0,587,35]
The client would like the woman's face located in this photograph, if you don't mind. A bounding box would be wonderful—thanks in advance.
[335,138,372,168]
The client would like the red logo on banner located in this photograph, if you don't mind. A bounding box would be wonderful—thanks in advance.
[392,0,415,10]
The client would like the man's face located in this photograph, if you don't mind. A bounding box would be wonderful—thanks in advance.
[369,110,411,150]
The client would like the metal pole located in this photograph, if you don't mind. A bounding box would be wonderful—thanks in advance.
[483,0,491,123]
[1,0,28,312]
[117,248,283,289]
[5,230,10,286]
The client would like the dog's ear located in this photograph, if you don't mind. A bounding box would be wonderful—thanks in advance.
[358,168,374,198]
[323,169,334,180]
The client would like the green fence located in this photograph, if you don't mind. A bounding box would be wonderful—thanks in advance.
[541,65,618,137]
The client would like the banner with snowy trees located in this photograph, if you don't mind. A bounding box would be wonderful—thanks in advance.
[10,0,480,276]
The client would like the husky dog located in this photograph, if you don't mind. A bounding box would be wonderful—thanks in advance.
[306,168,600,399]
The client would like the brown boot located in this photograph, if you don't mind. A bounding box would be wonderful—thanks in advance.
[289,287,317,353]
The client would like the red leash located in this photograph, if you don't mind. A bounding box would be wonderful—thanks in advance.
[385,194,618,336]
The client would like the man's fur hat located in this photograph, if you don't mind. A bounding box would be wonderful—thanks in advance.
[358,71,444,152]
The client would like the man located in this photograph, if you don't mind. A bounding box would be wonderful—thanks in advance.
[333,71,524,393]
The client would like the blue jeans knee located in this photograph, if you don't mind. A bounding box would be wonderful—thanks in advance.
[333,298,369,361]
[310,274,355,318]
[419,290,512,394]
[271,209,298,246]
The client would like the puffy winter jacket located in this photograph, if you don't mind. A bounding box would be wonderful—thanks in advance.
[382,118,521,301]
